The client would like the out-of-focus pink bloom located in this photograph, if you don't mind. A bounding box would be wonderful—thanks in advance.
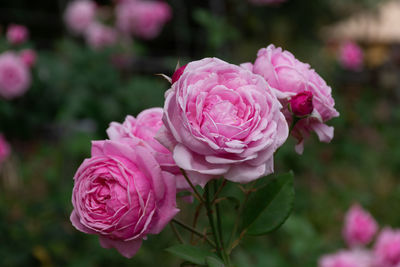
[319,249,373,267]
[290,91,313,117]
[374,228,400,267]
[252,44,339,154]
[6,24,29,45]
[0,134,10,167]
[64,0,97,34]
[19,49,37,68]
[248,0,286,6]
[85,23,117,50]
[0,52,31,99]
[116,0,172,39]
[343,204,378,247]
[339,41,363,71]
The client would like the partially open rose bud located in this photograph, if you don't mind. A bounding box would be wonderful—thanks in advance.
[289,91,313,117]
[171,64,187,84]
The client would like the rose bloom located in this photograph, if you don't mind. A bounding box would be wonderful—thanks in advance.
[85,22,117,50]
[70,139,179,258]
[343,204,378,247]
[107,108,187,190]
[339,41,363,71]
[116,0,172,39]
[64,0,96,34]
[319,249,373,267]
[19,49,37,68]
[0,134,11,167]
[156,57,288,186]
[6,24,29,45]
[248,0,286,5]
[0,52,31,100]
[374,228,400,267]
[252,44,339,154]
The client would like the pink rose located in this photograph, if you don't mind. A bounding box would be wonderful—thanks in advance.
[374,228,400,267]
[6,24,29,45]
[252,44,339,154]
[289,91,313,117]
[64,0,96,34]
[319,249,373,267]
[339,41,363,71]
[248,0,286,6]
[343,204,378,247]
[116,0,172,39]
[0,134,11,167]
[19,49,37,68]
[156,57,288,185]
[107,108,187,190]
[0,52,31,100]
[85,22,117,50]
[70,139,179,258]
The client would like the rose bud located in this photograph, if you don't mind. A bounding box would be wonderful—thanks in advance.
[289,91,313,117]
[343,204,378,247]
[70,139,179,258]
[171,64,187,84]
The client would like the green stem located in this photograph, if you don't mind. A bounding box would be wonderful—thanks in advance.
[205,183,222,257]
[180,168,205,203]
[213,181,231,266]
[172,219,216,248]
[170,222,184,244]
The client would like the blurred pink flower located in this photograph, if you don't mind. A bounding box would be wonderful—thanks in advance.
[19,49,37,68]
[252,44,339,154]
[343,204,378,247]
[0,134,10,167]
[248,0,286,6]
[116,0,172,39]
[0,52,31,99]
[70,139,179,258]
[374,228,400,267]
[64,0,97,34]
[6,24,29,45]
[85,23,117,49]
[319,249,373,267]
[339,41,363,71]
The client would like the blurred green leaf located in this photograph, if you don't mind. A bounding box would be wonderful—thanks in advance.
[241,172,294,236]
[206,256,225,267]
[166,244,219,265]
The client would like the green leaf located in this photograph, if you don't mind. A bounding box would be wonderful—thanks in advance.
[166,244,218,265]
[241,172,295,236]
[205,256,225,267]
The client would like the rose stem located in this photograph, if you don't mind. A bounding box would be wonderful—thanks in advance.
[170,222,184,244]
[180,168,205,203]
[171,218,216,248]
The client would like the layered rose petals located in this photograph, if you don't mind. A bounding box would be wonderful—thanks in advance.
[70,139,179,258]
[157,57,288,185]
[252,44,339,154]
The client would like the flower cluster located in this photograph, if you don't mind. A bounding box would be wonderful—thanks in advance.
[64,0,171,49]
[0,25,36,99]
[339,41,364,71]
[71,44,339,258]
[319,204,400,267]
